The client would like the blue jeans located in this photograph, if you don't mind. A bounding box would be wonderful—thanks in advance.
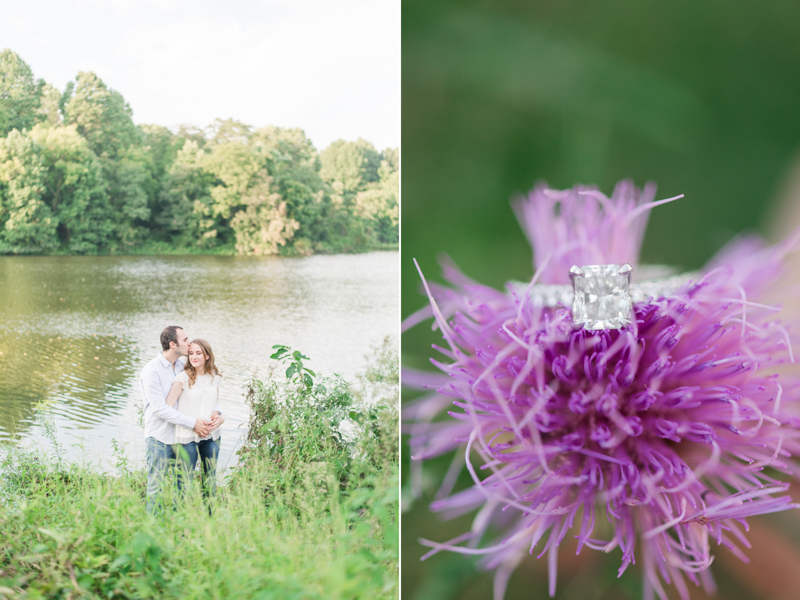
[175,438,220,500]
[145,437,178,515]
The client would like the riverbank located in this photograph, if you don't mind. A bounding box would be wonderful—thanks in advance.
[117,241,398,256]
[0,343,399,599]
[2,242,399,257]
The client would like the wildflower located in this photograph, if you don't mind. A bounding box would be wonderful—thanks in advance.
[404,181,800,600]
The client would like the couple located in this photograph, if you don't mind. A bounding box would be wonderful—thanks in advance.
[139,325,225,514]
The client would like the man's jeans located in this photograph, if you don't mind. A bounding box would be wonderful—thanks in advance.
[145,436,177,514]
[175,438,220,500]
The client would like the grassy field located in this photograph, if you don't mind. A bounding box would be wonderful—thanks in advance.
[0,344,398,600]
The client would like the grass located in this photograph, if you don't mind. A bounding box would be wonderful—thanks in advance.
[0,342,398,600]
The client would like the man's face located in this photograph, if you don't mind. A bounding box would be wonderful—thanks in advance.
[172,328,190,356]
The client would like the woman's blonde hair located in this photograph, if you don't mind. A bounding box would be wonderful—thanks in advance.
[184,338,221,388]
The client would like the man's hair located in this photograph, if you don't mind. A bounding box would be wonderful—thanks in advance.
[160,325,184,351]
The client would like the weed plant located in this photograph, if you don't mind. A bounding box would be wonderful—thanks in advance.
[236,339,398,507]
[0,341,398,599]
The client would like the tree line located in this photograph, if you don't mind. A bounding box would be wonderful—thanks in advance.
[0,50,398,255]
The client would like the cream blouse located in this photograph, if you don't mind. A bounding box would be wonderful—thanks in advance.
[173,371,222,444]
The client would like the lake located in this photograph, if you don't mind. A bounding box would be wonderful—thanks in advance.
[0,252,398,472]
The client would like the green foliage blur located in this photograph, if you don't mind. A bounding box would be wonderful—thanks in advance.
[0,50,399,256]
[402,2,800,599]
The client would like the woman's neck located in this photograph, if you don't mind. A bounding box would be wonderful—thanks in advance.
[195,365,205,376]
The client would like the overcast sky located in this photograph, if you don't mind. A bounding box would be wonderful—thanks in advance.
[0,0,399,150]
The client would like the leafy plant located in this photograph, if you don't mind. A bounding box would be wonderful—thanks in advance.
[269,344,326,392]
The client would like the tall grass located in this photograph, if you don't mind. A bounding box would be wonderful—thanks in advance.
[0,341,398,599]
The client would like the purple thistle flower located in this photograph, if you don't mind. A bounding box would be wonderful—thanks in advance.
[404,180,800,600]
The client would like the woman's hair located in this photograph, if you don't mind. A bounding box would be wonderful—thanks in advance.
[184,338,222,388]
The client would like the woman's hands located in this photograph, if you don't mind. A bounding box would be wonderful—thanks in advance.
[209,411,225,431]
[193,419,211,438]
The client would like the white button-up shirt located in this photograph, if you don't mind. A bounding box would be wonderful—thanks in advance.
[140,353,222,444]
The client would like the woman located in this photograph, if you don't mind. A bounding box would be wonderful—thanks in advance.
[165,338,224,500]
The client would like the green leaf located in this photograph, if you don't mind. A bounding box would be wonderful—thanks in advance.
[285,364,296,379]
[38,528,66,544]
[303,373,313,387]
[305,368,316,377]
[110,554,131,570]
[128,532,157,556]
[270,348,288,359]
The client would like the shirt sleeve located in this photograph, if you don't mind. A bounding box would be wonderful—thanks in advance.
[145,369,196,429]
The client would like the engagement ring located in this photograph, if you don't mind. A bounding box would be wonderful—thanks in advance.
[521,263,702,330]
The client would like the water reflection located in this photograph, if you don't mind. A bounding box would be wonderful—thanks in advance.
[0,253,398,472]
[1,333,136,438]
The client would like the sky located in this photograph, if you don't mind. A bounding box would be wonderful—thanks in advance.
[0,0,400,151]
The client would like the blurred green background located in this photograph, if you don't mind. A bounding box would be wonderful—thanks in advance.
[401,1,800,599]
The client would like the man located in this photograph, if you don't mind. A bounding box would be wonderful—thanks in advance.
[140,325,222,513]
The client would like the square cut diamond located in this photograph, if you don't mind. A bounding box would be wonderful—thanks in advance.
[570,264,632,330]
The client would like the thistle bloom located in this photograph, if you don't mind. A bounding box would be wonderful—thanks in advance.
[404,181,800,600]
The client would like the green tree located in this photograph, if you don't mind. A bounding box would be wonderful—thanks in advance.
[0,129,57,253]
[37,83,63,127]
[381,147,399,172]
[139,124,178,180]
[0,49,397,256]
[252,126,327,249]
[0,50,43,136]
[252,126,319,170]
[64,71,139,158]
[356,138,382,185]
[207,118,253,146]
[175,124,206,148]
[203,139,301,253]
[230,170,300,255]
[320,138,381,195]
[156,140,219,247]
[104,147,154,248]
[204,141,262,220]
[354,156,399,244]
[29,124,113,253]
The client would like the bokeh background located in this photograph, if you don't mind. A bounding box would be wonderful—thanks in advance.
[401,2,800,599]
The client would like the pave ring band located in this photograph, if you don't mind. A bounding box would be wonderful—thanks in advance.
[520,264,702,330]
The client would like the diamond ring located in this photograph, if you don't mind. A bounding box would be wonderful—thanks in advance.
[520,264,702,330]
